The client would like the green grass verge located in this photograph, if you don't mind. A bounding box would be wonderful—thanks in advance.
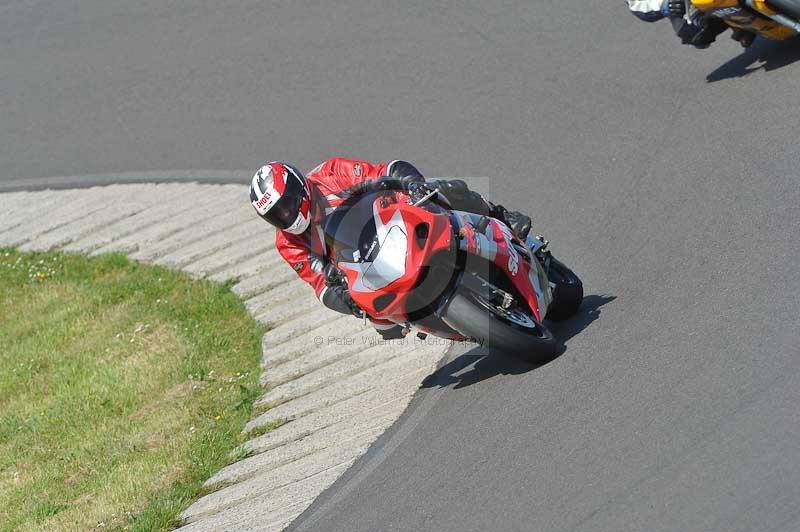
[0,249,266,531]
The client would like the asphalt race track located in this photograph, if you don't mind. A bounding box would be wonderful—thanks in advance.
[3,1,800,531]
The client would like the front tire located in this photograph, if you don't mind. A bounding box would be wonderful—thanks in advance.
[544,256,583,321]
[441,290,560,363]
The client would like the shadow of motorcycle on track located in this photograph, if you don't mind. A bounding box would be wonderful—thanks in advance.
[707,35,800,82]
[421,294,616,390]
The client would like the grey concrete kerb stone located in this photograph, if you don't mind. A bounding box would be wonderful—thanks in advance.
[0,182,450,532]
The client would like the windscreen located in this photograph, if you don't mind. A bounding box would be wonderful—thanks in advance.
[323,191,380,263]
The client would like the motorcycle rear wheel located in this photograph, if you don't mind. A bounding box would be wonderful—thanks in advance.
[441,289,560,363]
[544,255,583,321]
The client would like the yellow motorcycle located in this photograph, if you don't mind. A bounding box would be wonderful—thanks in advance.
[689,0,800,45]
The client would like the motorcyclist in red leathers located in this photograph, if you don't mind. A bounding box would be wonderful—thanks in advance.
[249,158,532,339]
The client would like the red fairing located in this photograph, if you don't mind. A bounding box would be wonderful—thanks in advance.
[334,195,544,328]
[340,192,453,322]
[275,157,397,300]
[486,219,542,322]
[442,211,542,322]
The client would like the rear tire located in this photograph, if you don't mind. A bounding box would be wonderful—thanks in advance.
[441,290,560,363]
[544,256,583,321]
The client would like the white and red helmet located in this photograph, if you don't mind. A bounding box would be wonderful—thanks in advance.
[250,162,312,234]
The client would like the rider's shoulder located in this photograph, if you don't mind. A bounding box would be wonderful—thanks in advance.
[307,157,348,179]
[306,160,329,177]
[314,157,376,178]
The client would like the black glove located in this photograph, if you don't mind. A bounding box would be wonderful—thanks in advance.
[322,263,363,316]
[323,261,346,286]
[405,179,435,202]
[671,15,701,44]
[387,160,426,196]
[400,174,425,190]
[322,283,363,316]
[667,0,686,17]
[378,324,407,340]
[690,17,727,48]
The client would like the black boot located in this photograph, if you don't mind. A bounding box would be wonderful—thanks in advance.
[490,204,532,241]
[731,28,755,48]
[691,17,728,48]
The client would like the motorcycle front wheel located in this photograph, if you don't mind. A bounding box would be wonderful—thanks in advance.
[543,255,583,321]
[441,288,560,363]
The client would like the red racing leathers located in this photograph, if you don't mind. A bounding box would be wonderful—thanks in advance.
[273,157,526,336]
[275,157,413,331]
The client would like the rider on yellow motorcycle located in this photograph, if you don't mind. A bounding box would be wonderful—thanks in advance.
[626,0,729,48]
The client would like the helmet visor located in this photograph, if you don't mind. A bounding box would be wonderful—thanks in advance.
[262,171,305,230]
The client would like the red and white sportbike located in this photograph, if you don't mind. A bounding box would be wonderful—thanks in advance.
[323,179,583,362]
